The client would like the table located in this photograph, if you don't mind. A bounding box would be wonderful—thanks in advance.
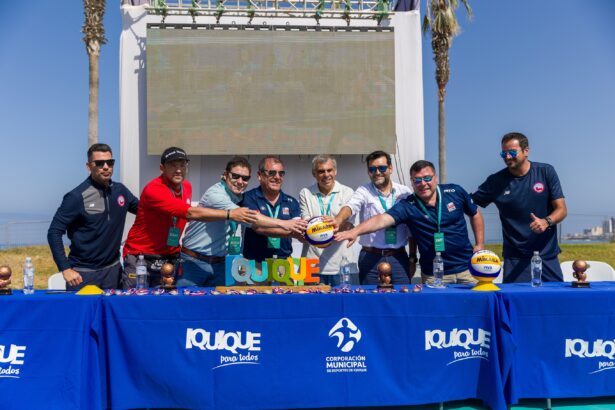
[101,286,509,409]
[0,291,104,410]
[5,283,613,409]
[498,282,615,404]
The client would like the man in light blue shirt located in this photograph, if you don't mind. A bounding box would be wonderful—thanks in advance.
[179,157,306,286]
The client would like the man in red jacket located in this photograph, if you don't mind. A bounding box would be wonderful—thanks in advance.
[122,147,257,288]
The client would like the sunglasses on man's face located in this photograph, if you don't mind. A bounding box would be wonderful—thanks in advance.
[368,165,389,174]
[229,172,251,182]
[413,175,434,185]
[500,149,518,159]
[262,170,286,178]
[91,159,115,167]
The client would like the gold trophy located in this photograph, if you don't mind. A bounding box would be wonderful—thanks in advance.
[377,261,394,291]
[0,265,12,295]
[571,260,590,288]
[160,262,177,290]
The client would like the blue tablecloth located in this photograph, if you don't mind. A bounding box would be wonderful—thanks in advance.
[102,286,510,409]
[6,283,613,409]
[498,282,615,403]
[0,291,104,410]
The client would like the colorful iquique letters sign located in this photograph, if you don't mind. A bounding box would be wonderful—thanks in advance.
[224,255,320,286]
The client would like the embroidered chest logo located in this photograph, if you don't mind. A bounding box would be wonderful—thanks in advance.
[117,195,125,207]
[533,182,545,193]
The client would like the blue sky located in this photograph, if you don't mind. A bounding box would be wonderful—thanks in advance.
[0,1,614,235]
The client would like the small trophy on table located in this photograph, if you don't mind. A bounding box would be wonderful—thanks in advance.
[571,260,590,288]
[377,261,394,291]
[160,262,177,290]
[0,265,12,295]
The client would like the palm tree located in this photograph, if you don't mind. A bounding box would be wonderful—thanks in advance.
[422,0,472,183]
[82,0,107,147]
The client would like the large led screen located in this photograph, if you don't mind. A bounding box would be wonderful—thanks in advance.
[146,26,395,155]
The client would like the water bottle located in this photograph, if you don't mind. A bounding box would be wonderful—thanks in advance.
[531,251,542,287]
[22,257,34,295]
[430,252,445,288]
[136,255,148,290]
[339,255,350,288]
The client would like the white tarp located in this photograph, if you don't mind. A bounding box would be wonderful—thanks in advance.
[119,5,424,200]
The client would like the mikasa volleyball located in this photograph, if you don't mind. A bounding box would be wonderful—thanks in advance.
[304,216,335,248]
[469,250,501,278]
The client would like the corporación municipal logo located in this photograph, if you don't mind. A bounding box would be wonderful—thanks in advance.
[0,343,26,378]
[565,337,615,374]
[425,328,490,366]
[329,318,362,352]
[325,318,367,373]
[185,328,261,370]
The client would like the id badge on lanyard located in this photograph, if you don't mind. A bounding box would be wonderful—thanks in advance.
[267,237,281,249]
[167,217,181,247]
[228,221,241,255]
[385,227,397,244]
[434,232,445,252]
[378,190,397,244]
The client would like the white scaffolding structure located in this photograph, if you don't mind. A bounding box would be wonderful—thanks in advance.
[145,0,394,21]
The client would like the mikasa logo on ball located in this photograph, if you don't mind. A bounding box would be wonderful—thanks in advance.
[305,216,335,248]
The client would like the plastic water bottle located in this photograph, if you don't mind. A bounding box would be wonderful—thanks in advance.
[430,252,445,288]
[339,255,350,288]
[22,257,34,295]
[531,251,542,287]
[136,255,148,290]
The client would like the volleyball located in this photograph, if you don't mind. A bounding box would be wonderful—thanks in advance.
[469,250,501,279]
[469,250,502,292]
[304,216,335,248]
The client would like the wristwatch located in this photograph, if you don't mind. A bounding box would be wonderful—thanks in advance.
[409,254,418,264]
[545,216,554,229]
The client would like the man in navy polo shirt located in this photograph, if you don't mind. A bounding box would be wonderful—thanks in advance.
[336,160,484,285]
[48,143,139,290]
[472,132,567,283]
[241,156,303,263]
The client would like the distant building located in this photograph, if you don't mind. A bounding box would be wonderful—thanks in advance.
[591,226,603,236]
[603,218,613,234]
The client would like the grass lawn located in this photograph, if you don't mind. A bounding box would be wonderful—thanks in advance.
[1,242,614,289]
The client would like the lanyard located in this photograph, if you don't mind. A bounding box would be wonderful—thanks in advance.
[316,192,336,216]
[265,203,280,219]
[167,182,183,200]
[222,182,240,236]
[377,189,395,212]
[415,185,442,233]
[167,183,183,227]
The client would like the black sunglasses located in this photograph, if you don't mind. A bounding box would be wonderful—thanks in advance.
[262,169,286,178]
[92,159,115,167]
[229,172,251,182]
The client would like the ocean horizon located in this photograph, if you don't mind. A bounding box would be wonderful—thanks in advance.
[0,212,611,249]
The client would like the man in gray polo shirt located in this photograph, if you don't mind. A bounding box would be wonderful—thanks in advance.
[178,157,307,286]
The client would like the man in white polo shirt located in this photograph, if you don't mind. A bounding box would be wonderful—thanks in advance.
[335,150,416,285]
[299,155,354,286]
